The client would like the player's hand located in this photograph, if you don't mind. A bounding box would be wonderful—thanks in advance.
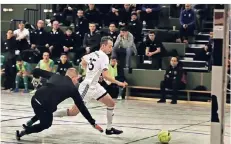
[92,124,104,133]
[118,81,127,88]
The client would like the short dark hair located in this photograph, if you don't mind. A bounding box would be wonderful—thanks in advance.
[171,56,179,62]
[100,36,113,46]
[120,27,128,32]
[109,22,116,27]
[149,30,155,35]
[66,27,73,31]
[16,56,22,61]
[60,53,67,56]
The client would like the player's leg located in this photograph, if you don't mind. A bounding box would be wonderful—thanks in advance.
[95,84,123,135]
[97,93,123,135]
[14,72,22,92]
[16,99,53,140]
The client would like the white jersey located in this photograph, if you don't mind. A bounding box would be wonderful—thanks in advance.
[82,50,109,86]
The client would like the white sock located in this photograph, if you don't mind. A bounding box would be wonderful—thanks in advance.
[53,109,68,117]
[107,107,114,130]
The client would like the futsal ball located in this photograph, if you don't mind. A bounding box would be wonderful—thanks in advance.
[158,130,171,144]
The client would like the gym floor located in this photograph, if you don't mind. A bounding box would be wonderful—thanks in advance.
[1,91,230,144]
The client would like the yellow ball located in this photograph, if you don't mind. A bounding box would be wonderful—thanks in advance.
[158,130,171,144]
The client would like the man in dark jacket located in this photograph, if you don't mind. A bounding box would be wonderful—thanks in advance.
[75,9,89,41]
[179,4,195,43]
[127,13,143,43]
[63,27,81,62]
[30,20,49,62]
[85,4,102,28]
[48,21,65,59]
[157,57,186,104]
[2,30,18,90]
[56,53,73,76]
[102,23,119,44]
[16,68,103,140]
[118,4,133,27]
[141,4,161,28]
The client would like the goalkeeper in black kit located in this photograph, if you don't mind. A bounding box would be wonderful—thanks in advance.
[16,68,103,140]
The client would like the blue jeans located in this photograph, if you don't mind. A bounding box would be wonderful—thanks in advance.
[112,47,133,68]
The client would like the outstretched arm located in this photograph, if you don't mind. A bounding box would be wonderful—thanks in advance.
[32,68,54,79]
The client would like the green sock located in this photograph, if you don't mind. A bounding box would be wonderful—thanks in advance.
[15,75,21,89]
[23,76,28,90]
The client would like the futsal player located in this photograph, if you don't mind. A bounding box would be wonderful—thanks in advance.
[54,36,128,135]
[16,68,103,140]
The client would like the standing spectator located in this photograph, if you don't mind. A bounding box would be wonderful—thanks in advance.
[145,30,163,69]
[157,57,186,104]
[63,27,81,62]
[85,4,102,28]
[75,9,89,41]
[102,23,119,44]
[56,53,73,76]
[2,30,18,90]
[82,23,101,55]
[112,27,137,68]
[179,4,196,43]
[48,21,65,60]
[30,20,49,62]
[63,5,78,26]
[14,21,30,52]
[127,13,143,43]
[119,4,132,27]
[14,57,31,93]
[141,4,161,28]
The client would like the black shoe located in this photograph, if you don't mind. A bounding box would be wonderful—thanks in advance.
[105,127,123,135]
[157,99,166,103]
[16,130,21,141]
[171,100,177,104]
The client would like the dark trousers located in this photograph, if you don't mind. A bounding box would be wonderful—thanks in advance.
[160,80,186,101]
[4,58,16,89]
[180,25,195,40]
[141,11,160,28]
[151,54,162,69]
[25,97,53,135]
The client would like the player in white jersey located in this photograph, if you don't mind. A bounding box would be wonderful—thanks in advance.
[54,36,127,135]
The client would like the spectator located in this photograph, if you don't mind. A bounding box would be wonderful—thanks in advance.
[105,57,127,100]
[112,27,137,68]
[127,12,143,43]
[56,53,73,76]
[179,4,196,43]
[30,20,49,62]
[48,21,65,59]
[96,4,111,26]
[63,27,81,62]
[36,52,55,72]
[75,9,89,40]
[62,4,78,26]
[14,21,30,52]
[102,23,119,44]
[157,56,186,104]
[52,4,66,25]
[2,30,18,90]
[145,30,163,69]
[194,32,213,62]
[85,4,102,28]
[13,56,31,93]
[119,4,132,27]
[141,4,161,28]
[82,23,101,55]
[107,4,123,27]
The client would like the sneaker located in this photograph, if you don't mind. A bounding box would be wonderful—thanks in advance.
[13,88,19,93]
[16,130,21,140]
[157,99,166,103]
[117,96,122,100]
[23,89,29,93]
[105,127,123,135]
[171,100,177,104]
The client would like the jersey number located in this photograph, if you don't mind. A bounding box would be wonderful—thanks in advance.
[88,58,96,70]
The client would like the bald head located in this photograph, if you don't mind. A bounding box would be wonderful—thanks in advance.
[66,68,78,77]
[185,4,191,10]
